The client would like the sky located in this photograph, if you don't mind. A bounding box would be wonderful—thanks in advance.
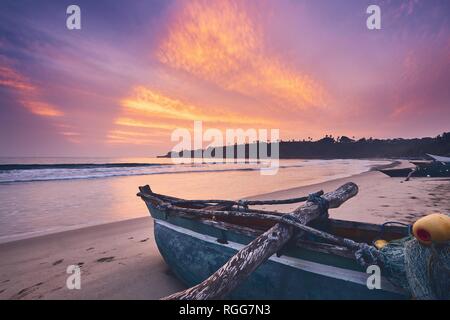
[0,0,449,157]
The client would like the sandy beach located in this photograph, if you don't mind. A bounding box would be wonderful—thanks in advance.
[1,165,449,300]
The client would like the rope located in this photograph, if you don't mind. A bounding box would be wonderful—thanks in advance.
[279,214,381,268]
[307,192,329,219]
[354,243,382,268]
[236,200,248,211]
[169,194,318,207]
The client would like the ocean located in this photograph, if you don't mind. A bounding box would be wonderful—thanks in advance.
[0,157,389,243]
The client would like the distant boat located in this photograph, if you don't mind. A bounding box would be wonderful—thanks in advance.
[137,185,409,299]
[380,154,450,178]
[426,153,450,163]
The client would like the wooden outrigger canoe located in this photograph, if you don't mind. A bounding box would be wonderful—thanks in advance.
[137,185,410,300]
[380,163,450,178]
[380,154,450,178]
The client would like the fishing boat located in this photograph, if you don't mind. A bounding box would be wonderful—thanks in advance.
[379,165,450,178]
[137,185,412,299]
[426,153,450,163]
[380,154,450,178]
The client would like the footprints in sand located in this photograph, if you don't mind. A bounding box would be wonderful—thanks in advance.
[97,256,115,263]
[93,236,150,264]
[0,278,43,299]
[12,282,44,299]
[2,234,154,300]
[4,236,150,299]
[52,259,64,266]
[50,259,84,268]
[128,236,149,243]
[49,286,63,293]
[0,280,9,296]
[37,236,148,270]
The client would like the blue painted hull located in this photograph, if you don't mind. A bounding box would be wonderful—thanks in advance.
[153,219,406,300]
[139,191,408,300]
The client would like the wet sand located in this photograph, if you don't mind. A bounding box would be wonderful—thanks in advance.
[1,164,449,299]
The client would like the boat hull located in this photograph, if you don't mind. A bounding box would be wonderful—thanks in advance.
[380,164,450,178]
[154,219,406,300]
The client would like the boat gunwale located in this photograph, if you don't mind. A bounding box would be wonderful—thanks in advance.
[137,186,408,236]
[137,186,408,261]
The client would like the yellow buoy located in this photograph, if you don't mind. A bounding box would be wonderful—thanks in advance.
[412,213,450,245]
[374,239,388,249]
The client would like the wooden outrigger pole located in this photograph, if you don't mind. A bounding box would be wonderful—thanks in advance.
[162,182,359,300]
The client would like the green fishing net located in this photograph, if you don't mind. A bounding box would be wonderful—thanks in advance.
[379,236,450,299]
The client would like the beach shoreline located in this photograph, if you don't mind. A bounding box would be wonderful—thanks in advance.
[1,161,449,299]
[0,158,388,244]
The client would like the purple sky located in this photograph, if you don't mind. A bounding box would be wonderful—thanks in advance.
[0,0,449,157]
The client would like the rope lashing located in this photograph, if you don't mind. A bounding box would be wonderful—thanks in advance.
[280,214,298,225]
[354,243,382,268]
[236,200,249,211]
[280,214,381,268]
[307,192,329,219]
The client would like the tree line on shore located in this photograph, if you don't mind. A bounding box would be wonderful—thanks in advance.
[160,132,450,159]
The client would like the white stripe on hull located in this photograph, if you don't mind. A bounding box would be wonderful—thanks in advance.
[154,219,405,295]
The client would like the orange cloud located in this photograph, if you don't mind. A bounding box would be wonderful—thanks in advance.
[0,65,36,92]
[108,130,161,137]
[106,129,168,145]
[0,57,78,142]
[109,85,279,146]
[21,100,64,117]
[158,0,328,108]
[107,136,162,145]
[0,58,64,118]
[60,131,80,137]
[115,117,177,130]
[120,86,274,126]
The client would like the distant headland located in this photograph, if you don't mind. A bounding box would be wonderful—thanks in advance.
[158,132,450,159]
